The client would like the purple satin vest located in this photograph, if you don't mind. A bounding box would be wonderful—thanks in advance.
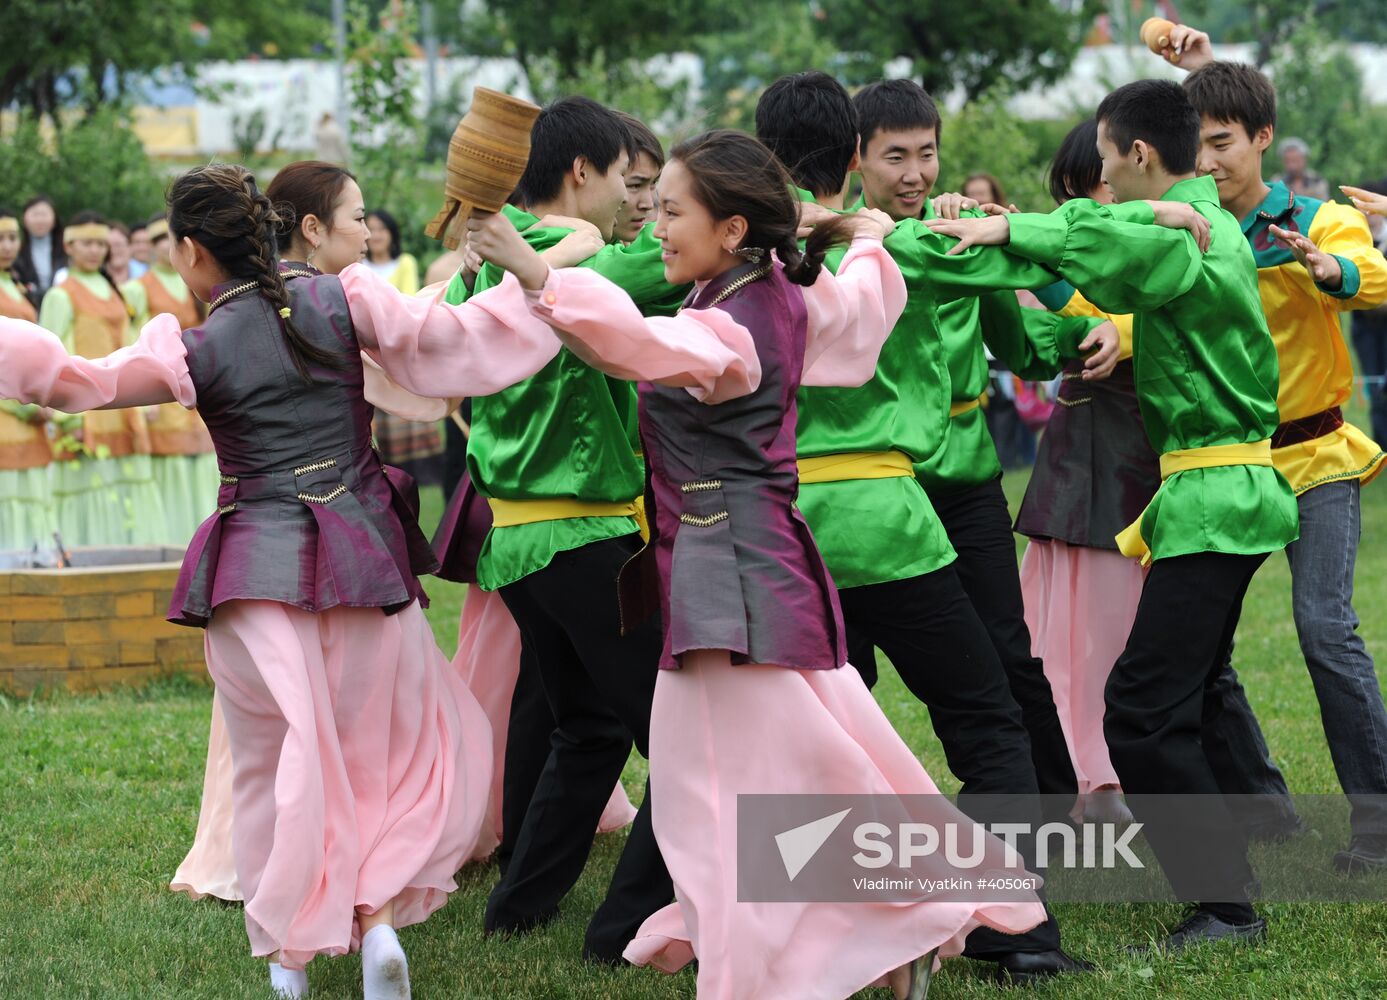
[625,263,846,671]
[1013,358,1161,548]
[167,272,437,627]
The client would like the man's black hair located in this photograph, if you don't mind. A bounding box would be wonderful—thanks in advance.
[1182,61,1278,139]
[1095,79,1199,176]
[853,79,942,153]
[754,71,858,199]
[514,96,629,206]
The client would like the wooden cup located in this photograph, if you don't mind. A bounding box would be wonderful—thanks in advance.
[426,87,542,250]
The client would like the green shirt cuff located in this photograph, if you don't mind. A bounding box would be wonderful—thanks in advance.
[1103,200,1157,226]
[1007,213,1070,269]
[1033,279,1076,312]
[1056,313,1103,358]
[1320,255,1360,298]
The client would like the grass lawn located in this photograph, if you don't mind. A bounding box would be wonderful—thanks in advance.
[2,464,1386,998]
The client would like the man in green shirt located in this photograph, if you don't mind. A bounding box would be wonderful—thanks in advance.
[755,71,1114,983]
[929,79,1298,953]
[845,80,1103,824]
[444,96,683,963]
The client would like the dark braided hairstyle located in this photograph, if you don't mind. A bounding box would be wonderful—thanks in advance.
[167,164,348,379]
[668,130,858,288]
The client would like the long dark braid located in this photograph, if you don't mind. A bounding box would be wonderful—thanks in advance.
[167,164,349,380]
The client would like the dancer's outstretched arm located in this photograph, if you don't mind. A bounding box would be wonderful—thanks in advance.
[0,313,192,411]
[341,259,562,400]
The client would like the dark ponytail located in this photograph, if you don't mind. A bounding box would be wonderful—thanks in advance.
[167,164,348,379]
[669,129,862,288]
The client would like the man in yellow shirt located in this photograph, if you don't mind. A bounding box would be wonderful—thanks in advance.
[1171,46,1387,873]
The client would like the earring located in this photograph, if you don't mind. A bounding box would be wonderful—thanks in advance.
[307,243,318,266]
[733,246,765,263]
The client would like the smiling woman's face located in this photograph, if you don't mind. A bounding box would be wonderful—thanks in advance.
[652,158,739,285]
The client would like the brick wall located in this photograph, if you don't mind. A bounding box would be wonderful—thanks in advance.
[0,562,206,695]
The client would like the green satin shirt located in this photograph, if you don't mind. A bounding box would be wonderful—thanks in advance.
[1005,175,1299,559]
[446,205,685,590]
[794,193,1099,588]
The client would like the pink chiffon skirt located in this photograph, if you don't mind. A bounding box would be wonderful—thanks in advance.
[1020,539,1146,794]
[624,650,1047,1000]
[170,691,242,901]
[205,599,492,970]
[451,587,637,859]
[170,588,637,904]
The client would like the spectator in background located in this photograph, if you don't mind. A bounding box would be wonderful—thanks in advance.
[365,209,419,294]
[14,195,66,308]
[127,222,152,277]
[1274,137,1330,201]
[104,222,139,285]
[1353,179,1387,445]
[314,111,350,165]
[963,171,1010,209]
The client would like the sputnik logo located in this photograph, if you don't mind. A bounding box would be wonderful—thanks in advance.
[774,808,852,881]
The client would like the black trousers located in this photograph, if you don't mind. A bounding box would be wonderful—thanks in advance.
[840,567,1061,957]
[489,535,673,958]
[495,640,547,876]
[927,477,1079,805]
[1104,551,1264,914]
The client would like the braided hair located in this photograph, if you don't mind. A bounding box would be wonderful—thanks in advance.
[668,130,858,288]
[167,164,348,379]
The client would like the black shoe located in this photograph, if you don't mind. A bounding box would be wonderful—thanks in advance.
[993,949,1095,985]
[1333,834,1387,875]
[482,900,560,937]
[1130,907,1267,955]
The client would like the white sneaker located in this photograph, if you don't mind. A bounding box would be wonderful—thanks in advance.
[362,925,410,1000]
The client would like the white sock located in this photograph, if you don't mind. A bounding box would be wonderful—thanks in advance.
[268,962,308,998]
[362,924,410,1000]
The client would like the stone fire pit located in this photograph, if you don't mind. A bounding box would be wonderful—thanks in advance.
[0,547,206,696]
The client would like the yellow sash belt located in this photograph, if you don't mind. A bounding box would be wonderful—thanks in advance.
[1116,439,1273,563]
[797,449,914,485]
[948,394,986,419]
[487,495,648,540]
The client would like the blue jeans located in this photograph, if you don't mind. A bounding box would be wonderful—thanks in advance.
[1352,314,1387,447]
[1212,480,1387,836]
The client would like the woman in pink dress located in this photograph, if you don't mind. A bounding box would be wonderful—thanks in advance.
[168,161,612,902]
[469,129,1047,1000]
[0,164,568,1000]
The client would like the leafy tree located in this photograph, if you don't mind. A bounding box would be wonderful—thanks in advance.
[347,1,427,237]
[1266,20,1387,190]
[1183,0,1387,64]
[690,0,860,133]
[0,109,167,224]
[816,0,1105,101]
[0,0,331,121]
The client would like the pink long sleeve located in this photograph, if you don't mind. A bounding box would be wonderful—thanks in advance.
[360,353,453,421]
[340,262,561,399]
[0,313,194,411]
[528,266,761,404]
[800,236,907,387]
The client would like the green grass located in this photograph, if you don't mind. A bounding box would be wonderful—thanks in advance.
[2,471,1386,998]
